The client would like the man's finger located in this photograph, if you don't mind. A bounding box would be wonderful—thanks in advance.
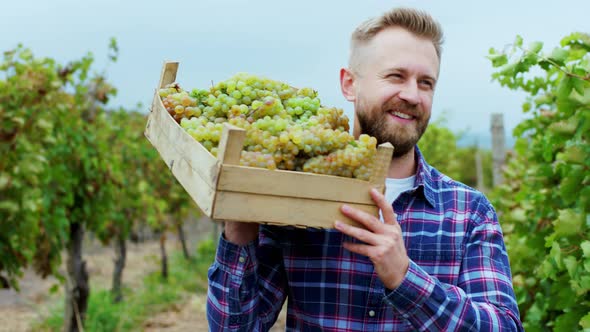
[370,188,398,226]
[342,241,372,257]
[335,220,379,245]
[340,204,385,233]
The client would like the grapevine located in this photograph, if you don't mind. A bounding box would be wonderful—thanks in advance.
[489,33,590,331]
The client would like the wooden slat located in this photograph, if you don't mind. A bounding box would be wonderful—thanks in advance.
[370,142,394,193]
[212,191,377,229]
[148,91,219,174]
[145,71,220,215]
[217,165,376,204]
[158,62,179,89]
[216,124,246,165]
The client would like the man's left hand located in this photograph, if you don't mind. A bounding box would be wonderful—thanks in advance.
[335,188,409,290]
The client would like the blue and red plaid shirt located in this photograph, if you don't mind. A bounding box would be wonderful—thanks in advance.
[207,148,523,331]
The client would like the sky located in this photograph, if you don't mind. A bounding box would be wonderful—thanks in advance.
[2,0,589,148]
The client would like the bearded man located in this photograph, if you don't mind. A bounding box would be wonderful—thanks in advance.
[207,7,523,331]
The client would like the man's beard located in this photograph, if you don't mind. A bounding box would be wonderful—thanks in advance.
[356,98,429,158]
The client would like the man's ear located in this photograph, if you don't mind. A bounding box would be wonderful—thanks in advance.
[340,68,356,102]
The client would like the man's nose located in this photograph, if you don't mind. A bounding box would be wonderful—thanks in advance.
[397,81,420,105]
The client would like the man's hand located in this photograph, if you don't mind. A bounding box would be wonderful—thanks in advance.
[334,188,409,290]
[224,222,259,246]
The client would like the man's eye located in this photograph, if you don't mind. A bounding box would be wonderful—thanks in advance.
[420,80,434,88]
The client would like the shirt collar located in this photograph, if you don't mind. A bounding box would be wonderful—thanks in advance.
[413,146,437,208]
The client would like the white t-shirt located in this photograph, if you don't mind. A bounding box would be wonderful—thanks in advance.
[379,176,416,222]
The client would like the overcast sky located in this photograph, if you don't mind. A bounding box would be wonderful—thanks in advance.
[2,0,589,147]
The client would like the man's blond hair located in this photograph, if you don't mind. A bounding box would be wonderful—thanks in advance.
[349,8,444,71]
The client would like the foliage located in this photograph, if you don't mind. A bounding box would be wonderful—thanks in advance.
[0,43,195,293]
[0,45,117,287]
[0,47,60,288]
[103,109,167,241]
[489,32,590,331]
[419,120,493,189]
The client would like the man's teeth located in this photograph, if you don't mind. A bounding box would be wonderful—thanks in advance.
[391,111,412,119]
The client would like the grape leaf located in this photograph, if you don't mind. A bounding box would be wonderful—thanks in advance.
[550,47,569,65]
[582,241,590,258]
[563,255,578,278]
[552,209,583,237]
[528,41,543,53]
[554,310,585,331]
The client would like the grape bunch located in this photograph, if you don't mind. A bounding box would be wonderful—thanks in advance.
[158,73,378,180]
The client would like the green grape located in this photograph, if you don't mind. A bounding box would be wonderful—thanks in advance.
[158,74,378,179]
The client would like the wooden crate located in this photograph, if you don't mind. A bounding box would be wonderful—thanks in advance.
[144,61,394,228]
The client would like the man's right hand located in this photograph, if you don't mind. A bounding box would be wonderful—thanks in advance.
[223,221,259,246]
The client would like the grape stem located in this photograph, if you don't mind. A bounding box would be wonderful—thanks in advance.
[523,48,590,82]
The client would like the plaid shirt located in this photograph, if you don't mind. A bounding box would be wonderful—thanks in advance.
[207,149,523,331]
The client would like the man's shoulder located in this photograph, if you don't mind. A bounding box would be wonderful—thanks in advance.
[416,149,486,200]
[426,165,496,217]
[431,167,480,194]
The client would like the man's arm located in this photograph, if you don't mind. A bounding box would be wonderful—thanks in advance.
[383,217,523,331]
[207,222,288,331]
[337,189,523,331]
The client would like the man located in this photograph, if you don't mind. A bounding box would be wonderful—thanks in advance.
[207,7,523,331]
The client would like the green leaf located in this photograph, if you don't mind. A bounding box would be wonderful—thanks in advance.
[534,94,553,105]
[538,60,551,70]
[514,35,524,48]
[580,312,590,328]
[49,284,59,294]
[555,310,585,331]
[556,75,574,100]
[487,53,508,67]
[522,102,532,113]
[556,145,586,164]
[571,87,590,105]
[561,32,590,49]
[549,118,578,136]
[550,242,563,270]
[0,174,10,190]
[499,62,518,76]
[0,200,19,213]
[582,241,590,258]
[553,209,583,238]
[556,286,579,310]
[572,77,586,95]
[510,208,527,223]
[560,166,586,205]
[528,41,543,54]
[550,47,569,65]
[563,255,578,278]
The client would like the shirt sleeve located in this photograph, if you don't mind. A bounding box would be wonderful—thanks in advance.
[207,227,288,331]
[383,202,524,331]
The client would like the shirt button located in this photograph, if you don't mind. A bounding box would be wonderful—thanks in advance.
[239,256,245,263]
[369,310,375,317]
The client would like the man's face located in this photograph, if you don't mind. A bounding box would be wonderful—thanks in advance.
[348,27,439,157]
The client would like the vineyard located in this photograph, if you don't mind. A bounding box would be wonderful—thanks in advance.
[0,31,588,331]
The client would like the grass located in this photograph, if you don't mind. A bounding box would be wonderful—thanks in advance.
[32,239,216,332]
